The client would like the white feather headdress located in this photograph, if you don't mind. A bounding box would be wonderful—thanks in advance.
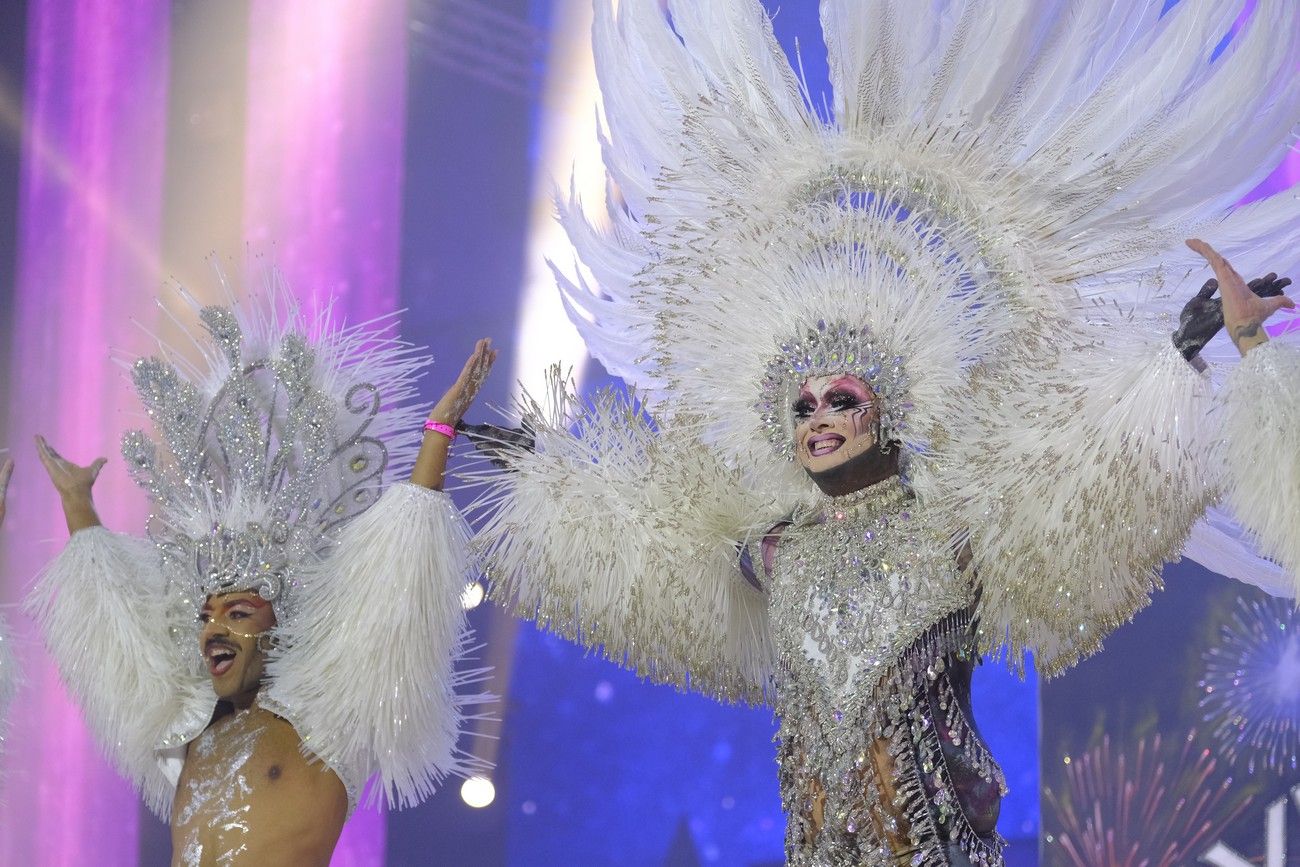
[560,3,1296,504]
[534,0,1300,672]
[121,277,427,620]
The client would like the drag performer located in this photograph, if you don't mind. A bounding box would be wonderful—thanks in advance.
[29,289,494,866]
[466,1,1300,864]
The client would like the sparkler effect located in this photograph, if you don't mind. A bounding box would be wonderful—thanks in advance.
[1200,596,1300,776]
[1044,731,1250,867]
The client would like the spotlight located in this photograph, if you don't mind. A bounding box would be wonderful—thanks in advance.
[460,582,485,610]
[461,776,496,809]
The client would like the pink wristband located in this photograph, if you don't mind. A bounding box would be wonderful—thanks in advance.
[423,420,457,440]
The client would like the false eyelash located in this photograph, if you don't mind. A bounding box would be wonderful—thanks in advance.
[829,396,873,412]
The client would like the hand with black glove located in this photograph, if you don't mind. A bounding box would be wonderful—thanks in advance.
[1173,272,1292,361]
[458,419,536,471]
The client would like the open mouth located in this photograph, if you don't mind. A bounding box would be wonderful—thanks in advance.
[205,643,238,677]
[807,433,845,457]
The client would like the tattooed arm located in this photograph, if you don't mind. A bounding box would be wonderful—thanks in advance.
[1187,239,1295,357]
[1185,239,1300,598]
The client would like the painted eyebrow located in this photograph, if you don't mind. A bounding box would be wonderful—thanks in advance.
[826,376,868,392]
[220,597,269,612]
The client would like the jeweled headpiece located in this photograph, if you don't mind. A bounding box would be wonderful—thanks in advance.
[121,283,427,618]
[758,319,911,460]
[559,184,998,500]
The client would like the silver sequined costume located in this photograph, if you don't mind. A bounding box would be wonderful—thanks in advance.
[769,481,1003,864]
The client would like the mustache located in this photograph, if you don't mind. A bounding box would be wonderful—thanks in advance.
[204,636,239,655]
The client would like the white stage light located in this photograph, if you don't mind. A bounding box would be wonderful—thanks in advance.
[512,0,605,399]
[460,581,485,610]
[461,776,496,809]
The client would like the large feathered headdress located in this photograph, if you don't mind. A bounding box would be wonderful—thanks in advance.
[555,0,1299,537]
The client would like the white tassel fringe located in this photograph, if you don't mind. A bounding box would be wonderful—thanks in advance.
[25,529,211,816]
[266,483,490,809]
[1214,341,1300,598]
[464,377,780,705]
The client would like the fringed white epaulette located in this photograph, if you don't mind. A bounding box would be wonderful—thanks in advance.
[952,328,1216,676]
[265,483,491,809]
[25,528,210,816]
[1214,341,1300,598]
[465,382,780,705]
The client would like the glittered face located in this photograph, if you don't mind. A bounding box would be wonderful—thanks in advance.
[792,374,880,473]
[198,592,276,702]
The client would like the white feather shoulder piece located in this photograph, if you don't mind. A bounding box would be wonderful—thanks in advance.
[951,322,1216,675]
[465,380,781,705]
[1213,341,1300,597]
[265,482,489,809]
[25,528,212,816]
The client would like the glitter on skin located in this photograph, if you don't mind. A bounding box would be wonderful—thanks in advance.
[174,708,266,866]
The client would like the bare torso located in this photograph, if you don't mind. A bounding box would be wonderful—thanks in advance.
[170,704,348,867]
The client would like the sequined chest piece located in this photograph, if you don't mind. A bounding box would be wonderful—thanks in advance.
[767,479,1006,865]
[770,481,969,701]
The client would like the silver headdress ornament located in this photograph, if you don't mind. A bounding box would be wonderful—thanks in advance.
[121,282,428,619]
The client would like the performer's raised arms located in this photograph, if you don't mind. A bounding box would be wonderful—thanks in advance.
[27,293,493,867]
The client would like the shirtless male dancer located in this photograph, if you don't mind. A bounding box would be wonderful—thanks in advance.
[30,297,494,866]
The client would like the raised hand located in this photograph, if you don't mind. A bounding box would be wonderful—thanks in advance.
[411,339,498,490]
[35,435,106,533]
[0,457,12,530]
[428,338,498,426]
[1173,273,1293,361]
[1186,239,1295,356]
[35,436,105,501]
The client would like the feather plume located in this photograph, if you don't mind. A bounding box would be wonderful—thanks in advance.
[1214,342,1300,597]
[266,483,491,809]
[24,529,212,816]
[0,615,19,765]
[464,372,781,704]
[1183,508,1293,599]
[950,328,1216,675]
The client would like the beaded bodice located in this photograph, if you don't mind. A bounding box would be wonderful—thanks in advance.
[767,478,1007,865]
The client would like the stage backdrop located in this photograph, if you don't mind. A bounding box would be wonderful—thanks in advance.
[0,1,1294,865]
